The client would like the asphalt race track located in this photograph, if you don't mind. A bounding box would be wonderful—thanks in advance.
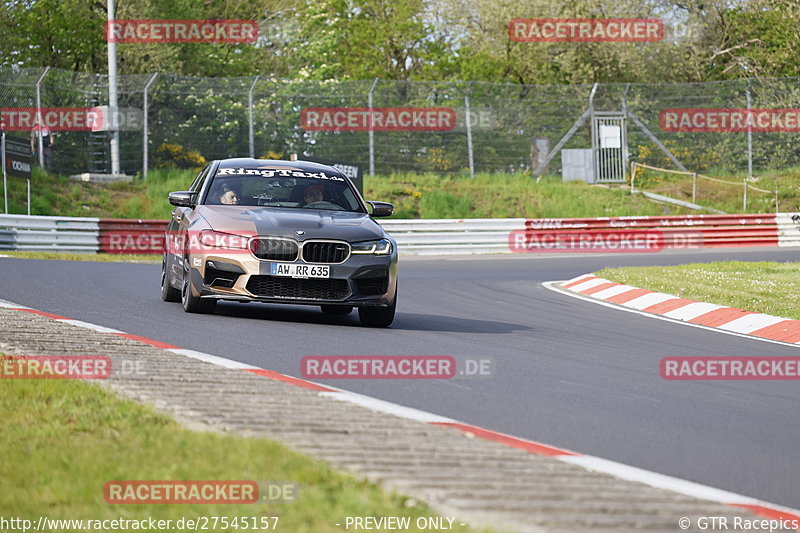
[2,247,799,508]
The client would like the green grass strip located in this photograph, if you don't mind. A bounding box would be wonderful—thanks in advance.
[598,261,800,320]
[0,376,491,532]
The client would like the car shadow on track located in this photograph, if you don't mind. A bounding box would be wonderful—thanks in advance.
[212,302,528,334]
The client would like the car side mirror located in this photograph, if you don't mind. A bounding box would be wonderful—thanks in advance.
[367,201,394,218]
[168,191,196,208]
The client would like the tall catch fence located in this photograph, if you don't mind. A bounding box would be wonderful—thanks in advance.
[1,67,800,180]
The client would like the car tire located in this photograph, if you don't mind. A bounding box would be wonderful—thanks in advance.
[181,261,216,314]
[358,286,396,328]
[321,305,353,315]
[161,259,181,302]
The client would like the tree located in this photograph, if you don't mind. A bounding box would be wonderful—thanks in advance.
[701,0,800,79]
[0,0,301,76]
[0,0,108,71]
[289,0,456,80]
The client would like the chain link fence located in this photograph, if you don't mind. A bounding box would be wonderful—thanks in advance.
[1,67,800,179]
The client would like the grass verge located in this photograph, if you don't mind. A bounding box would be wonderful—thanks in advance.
[0,374,488,532]
[632,165,800,214]
[597,261,800,320]
[367,173,676,218]
[0,251,160,262]
[2,168,697,220]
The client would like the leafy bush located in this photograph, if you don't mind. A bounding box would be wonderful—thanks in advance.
[154,143,207,170]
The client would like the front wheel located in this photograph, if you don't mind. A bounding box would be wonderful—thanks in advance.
[161,259,181,302]
[181,262,216,314]
[358,290,396,328]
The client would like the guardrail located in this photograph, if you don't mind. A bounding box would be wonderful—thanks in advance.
[0,215,101,252]
[0,213,798,255]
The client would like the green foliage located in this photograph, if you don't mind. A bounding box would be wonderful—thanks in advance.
[705,0,800,79]
[154,143,207,170]
[0,0,108,71]
[291,0,454,81]
[0,0,798,85]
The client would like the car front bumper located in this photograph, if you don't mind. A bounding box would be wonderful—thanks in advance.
[185,248,398,308]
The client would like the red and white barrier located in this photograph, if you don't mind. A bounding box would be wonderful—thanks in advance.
[0,213,798,255]
[98,218,167,254]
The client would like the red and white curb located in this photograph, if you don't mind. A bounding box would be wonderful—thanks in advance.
[553,273,800,347]
[1,297,799,526]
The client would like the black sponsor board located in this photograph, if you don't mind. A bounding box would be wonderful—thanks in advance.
[308,158,363,195]
[4,135,32,179]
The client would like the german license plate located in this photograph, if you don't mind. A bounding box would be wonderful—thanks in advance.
[271,263,330,279]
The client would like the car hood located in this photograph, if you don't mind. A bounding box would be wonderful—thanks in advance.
[198,206,386,242]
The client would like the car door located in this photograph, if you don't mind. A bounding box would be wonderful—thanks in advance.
[166,164,211,283]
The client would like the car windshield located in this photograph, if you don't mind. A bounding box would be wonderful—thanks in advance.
[204,167,365,213]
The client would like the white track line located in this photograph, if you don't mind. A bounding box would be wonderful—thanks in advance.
[55,319,124,334]
[166,348,260,370]
[544,281,800,350]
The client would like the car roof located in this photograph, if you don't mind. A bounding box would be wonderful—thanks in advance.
[215,158,344,175]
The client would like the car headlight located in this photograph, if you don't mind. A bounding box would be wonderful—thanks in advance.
[351,239,393,255]
[198,230,249,249]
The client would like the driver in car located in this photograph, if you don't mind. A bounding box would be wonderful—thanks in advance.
[303,185,324,206]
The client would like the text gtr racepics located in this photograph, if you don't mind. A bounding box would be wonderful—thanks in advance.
[161,159,398,327]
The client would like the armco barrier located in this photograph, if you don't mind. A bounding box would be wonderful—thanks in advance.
[0,215,100,252]
[0,213,798,255]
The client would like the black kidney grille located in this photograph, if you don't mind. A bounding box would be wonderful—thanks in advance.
[302,241,349,263]
[250,238,298,261]
[246,276,350,300]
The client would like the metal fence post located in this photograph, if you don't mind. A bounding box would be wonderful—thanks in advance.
[368,78,379,177]
[248,75,260,158]
[142,73,158,178]
[746,80,753,183]
[107,0,120,175]
[743,180,748,212]
[589,83,599,183]
[2,131,6,214]
[465,81,475,178]
[621,84,630,181]
[34,67,50,168]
